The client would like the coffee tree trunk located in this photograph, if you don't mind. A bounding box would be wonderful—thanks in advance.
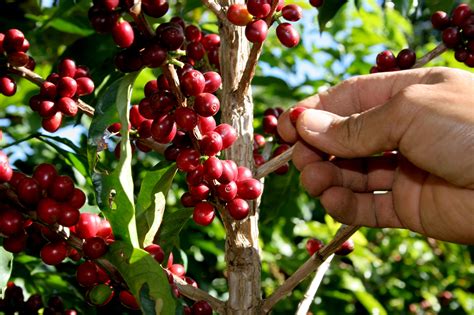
[219,2,262,313]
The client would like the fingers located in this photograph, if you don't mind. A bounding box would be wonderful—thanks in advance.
[299,155,397,196]
[320,187,403,228]
[292,141,326,171]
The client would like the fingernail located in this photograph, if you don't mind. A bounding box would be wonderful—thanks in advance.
[298,109,334,134]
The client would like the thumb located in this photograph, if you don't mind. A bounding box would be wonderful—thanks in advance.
[296,103,411,158]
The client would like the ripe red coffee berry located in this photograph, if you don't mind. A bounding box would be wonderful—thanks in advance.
[0,208,24,236]
[194,93,220,117]
[0,161,13,182]
[226,198,249,220]
[289,106,307,125]
[442,27,462,48]
[306,238,324,256]
[181,192,199,207]
[42,111,63,132]
[200,131,223,156]
[40,242,68,265]
[237,166,252,181]
[169,264,186,278]
[58,59,77,78]
[58,205,80,227]
[36,198,61,225]
[57,97,78,117]
[237,178,262,200]
[7,51,29,67]
[214,123,237,149]
[112,20,135,48]
[217,181,238,201]
[180,70,205,96]
[203,156,223,180]
[203,71,222,93]
[48,175,75,201]
[119,290,140,310]
[57,77,78,98]
[145,244,165,263]
[192,300,213,315]
[200,34,220,50]
[74,213,102,239]
[141,43,167,68]
[17,177,42,205]
[189,183,211,200]
[227,4,253,26]
[156,22,185,51]
[33,163,58,189]
[263,115,278,134]
[83,237,108,259]
[245,19,268,43]
[38,100,56,118]
[3,29,25,52]
[309,0,324,8]
[175,107,198,131]
[335,238,355,256]
[40,81,57,99]
[142,0,169,18]
[451,4,472,27]
[3,232,28,253]
[151,114,177,144]
[198,115,217,134]
[176,149,201,172]
[0,75,17,96]
[431,11,450,30]
[185,24,202,42]
[219,160,238,183]
[76,77,95,96]
[396,48,416,69]
[193,202,215,226]
[376,50,397,70]
[76,261,99,287]
[247,0,272,18]
[282,4,303,22]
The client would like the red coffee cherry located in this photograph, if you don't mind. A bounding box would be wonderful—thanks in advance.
[226,198,250,220]
[247,0,272,18]
[282,4,303,22]
[455,48,469,62]
[306,238,324,256]
[33,163,58,189]
[214,123,237,149]
[151,114,177,144]
[141,43,167,68]
[74,213,102,239]
[203,156,223,180]
[245,19,268,43]
[227,4,253,26]
[42,111,63,132]
[58,204,80,227]
[188,183,211,200]
[0,160,13,182]
[442,27,462,48]
[193,202,215,226]
[145,244,165,263]
[203,71,221,93]
[36,198,61,225]
[216,181,238,201]
[76,261,99,287]
[38,100,56,118]
[237,166,253,181]
[57,97,78,117]
[17,177,42,205]
[192,300,213,315]
[451,3,472,27]
[263,115,278,134]
[7,51,29,67]
[309,0,324,8]
[112,20,135,48]
[194,93,220,117]
[57,77,78,98]
[169,264,186,278]
[185,24,202,42]
[58,58,77,77]
[396,48,416,69]
[218,160,238,183]
[0,208,24,236]
[198,115,217,134]
[3,29,25,52]
[181,192,199,207]
[0,75,17,96]
[200,34,220,51]
[119,290,140,310]
[180,70,205,96]
[431,11,450,30]
[40,241,68,265]
[289,106,306,125]
[186,164,205,186]
[3,232,28,253]
[40,81,57,99]
[335,238,355,256]
[83,236,108,259]
[175,107,198,131]
[76,77,95,96]
[156,22,185,51]
[176,149,201,172]
[26,294,44,312]
[48,175,75,201]
[142,0,169,18]
[237,178,262,200]
[200,131,223,156]
[376,50,397,70]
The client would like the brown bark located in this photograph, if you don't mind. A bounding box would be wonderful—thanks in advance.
[218,1,262,313]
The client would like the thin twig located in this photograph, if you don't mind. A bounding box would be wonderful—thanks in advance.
[202,0,227,21]
[255,145,293,178]
[262,224,360,312]
[128,1,155,38]
[172,274,226,314]
[295,254,334,315]
[413,43,447,68]
[236,0,280,95]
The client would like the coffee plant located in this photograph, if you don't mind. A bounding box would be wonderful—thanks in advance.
[0,0,473,314]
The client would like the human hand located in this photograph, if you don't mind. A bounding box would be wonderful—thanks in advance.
[277,67,474,244]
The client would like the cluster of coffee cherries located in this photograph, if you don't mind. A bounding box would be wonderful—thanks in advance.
[431,3,474,67]
[89,0,221,72]
[0,136,13,183]
[28,58,95,132]
[226,0,302,48]
[370,48,417,73]
[0,282,77,315]
[0,28,36,97]
[143,244,213,314]
[253,107,291,175]
[306,237,355,256]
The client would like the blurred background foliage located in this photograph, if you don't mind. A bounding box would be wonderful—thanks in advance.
[0,0,473,314]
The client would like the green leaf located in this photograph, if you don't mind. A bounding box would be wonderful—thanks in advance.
[341,274,387,315]
[92,72,140,247]
[48,17,95,36]
[318,0,348,32]
[106,241,176,314]
[392,0,414,16]
[136,161,178,247]
[157,208,194,254]
[0,247,13,295]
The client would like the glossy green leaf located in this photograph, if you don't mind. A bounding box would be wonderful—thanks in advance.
[318,0,348,32]
[136,161,178,247]
[107,241,175,315]
[48,17,94,36]
[0,247,13,295]
[157,208,193,254]
[92,72,140,247]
